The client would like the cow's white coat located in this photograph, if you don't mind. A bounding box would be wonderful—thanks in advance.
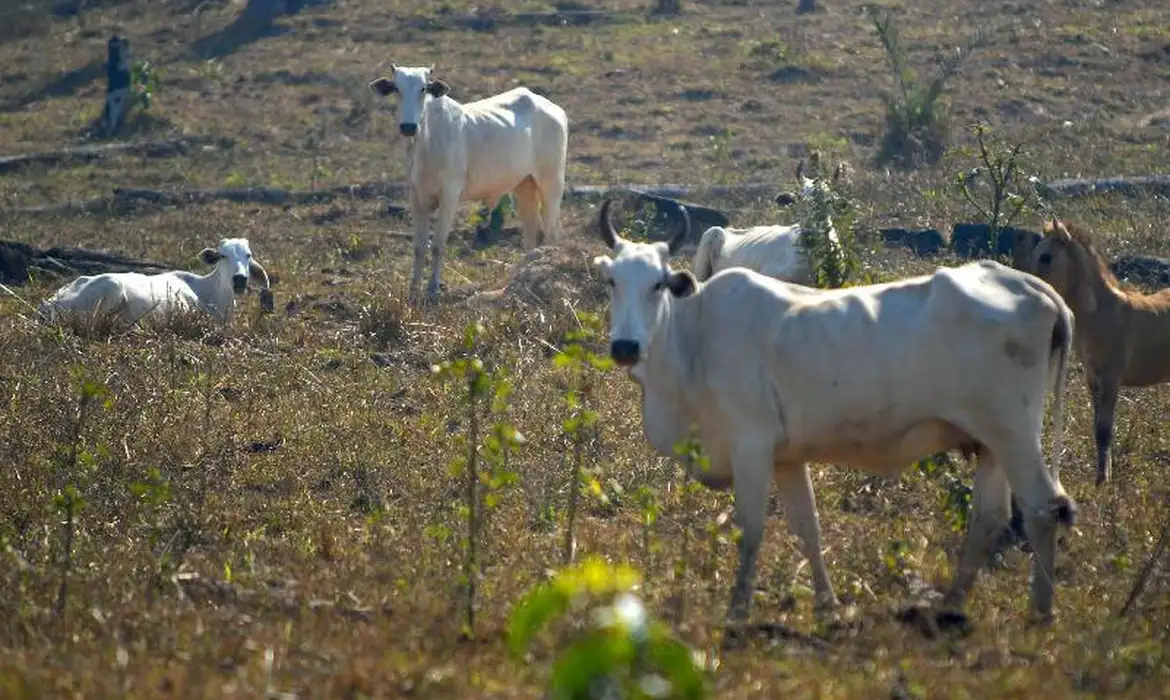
[592,199,1076,626]
[370,65,568,304]
[38,238,272,327]
[693,172,843,284]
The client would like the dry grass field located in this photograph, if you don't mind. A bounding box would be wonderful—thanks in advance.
[2,0,1170,697]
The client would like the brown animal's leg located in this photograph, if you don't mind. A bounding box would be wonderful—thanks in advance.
[408,190,432,305]
[1091,373,1121,486]
[775,462,838,612]
[513,176,543,251]
[947,448,1011,608]
[726,438,774,624]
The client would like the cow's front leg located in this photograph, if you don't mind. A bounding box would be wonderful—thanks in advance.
[427,193,461,302]
[408,193,432,306]
[775,462,838,612]
[726,437,775,625]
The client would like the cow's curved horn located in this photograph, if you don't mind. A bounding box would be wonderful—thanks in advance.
[666,203,691,256]
[598,198,620,249]
[250,259,275,313]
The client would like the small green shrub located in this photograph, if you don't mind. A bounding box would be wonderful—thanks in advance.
[432,322,525,639]
[130,60,159,113]
[790,156,860,289]
[952,121,1047,253]
[867,7,987,169]
[553,310,613,565]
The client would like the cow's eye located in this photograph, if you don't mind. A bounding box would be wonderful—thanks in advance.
[1038,253,1052,267]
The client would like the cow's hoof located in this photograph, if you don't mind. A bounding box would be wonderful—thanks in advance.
[895,603,972,639]
[720,623,750,650]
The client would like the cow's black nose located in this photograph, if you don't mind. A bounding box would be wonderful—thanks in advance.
[400,123,418,137]
[232,275,248,293]
[610,340,641,366]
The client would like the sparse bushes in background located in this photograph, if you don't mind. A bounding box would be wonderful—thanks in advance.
[952,122,1047,254]
[867,6,987,169]
[508,556,710,699]
[432,322,526,639]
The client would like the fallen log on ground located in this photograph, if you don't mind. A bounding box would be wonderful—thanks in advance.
[8,183,410,218]
[0,136,234,175]
[0,240,171,285]
[1039,174,1170,199]
[4,172,1167,221]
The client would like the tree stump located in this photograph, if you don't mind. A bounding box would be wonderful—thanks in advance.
[100,35,131,136]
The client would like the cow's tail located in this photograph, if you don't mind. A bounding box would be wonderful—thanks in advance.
[692,228,720,282]
[1047,297,1074,492]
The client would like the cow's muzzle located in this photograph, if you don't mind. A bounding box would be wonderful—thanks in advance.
[232,274,248,294]
[399,123,418,137]
[610,340,641,367]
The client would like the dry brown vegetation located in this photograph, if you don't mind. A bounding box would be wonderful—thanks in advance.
[2,0,1170,696]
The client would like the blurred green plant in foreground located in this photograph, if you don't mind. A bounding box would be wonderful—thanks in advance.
[508,556,710,700]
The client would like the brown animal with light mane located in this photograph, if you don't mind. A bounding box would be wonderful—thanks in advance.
[1020,219,1170,485]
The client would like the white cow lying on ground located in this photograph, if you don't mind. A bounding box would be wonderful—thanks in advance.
[369,64,569,305]
[692,163,843,284]
[38,237,273,328]
[592,198,1076,629]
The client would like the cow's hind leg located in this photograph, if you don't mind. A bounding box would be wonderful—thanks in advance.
[513,176,544,251]
[535,167,565,246]
[997,440,1075,619]
[946,447,1011,609]
[775,462,838,612]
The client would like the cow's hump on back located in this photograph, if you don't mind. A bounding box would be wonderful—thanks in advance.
[929,260,1048,327]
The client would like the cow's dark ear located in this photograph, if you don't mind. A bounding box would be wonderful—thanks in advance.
[427,79,450,97]
[199,248,221,265]
[666,270,697,298]
[369,77,397,96]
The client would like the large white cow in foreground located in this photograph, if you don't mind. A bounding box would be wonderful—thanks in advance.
[592,199,1076,628]
[369,64,569,304]
[38,237,273,328]
[692,163,844,284]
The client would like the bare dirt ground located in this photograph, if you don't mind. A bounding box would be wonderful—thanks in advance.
[1,0,1169,697]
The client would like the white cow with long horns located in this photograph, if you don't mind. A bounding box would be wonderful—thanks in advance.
[591,198,1076,629]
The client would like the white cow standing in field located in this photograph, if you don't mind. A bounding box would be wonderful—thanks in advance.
[38,238,273,328]
[692,162,844,284]
[369,64,569,304]
[592,198,1076,629]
